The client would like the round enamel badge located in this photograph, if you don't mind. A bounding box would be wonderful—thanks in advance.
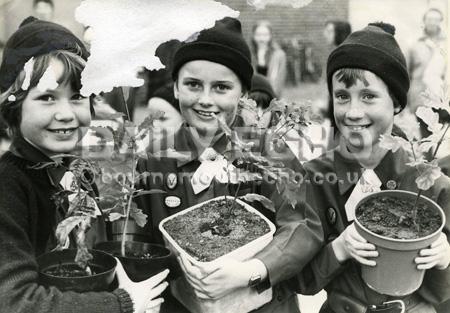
[386,180,397,190]
[165,196,181,208]
[166,173,177,190]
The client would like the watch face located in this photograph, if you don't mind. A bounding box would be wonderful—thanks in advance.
[249,274,262,287]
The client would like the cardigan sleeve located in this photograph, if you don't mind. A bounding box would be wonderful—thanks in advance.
[0,168,134,313]
[417,175,450,304]
[253,146,324,286]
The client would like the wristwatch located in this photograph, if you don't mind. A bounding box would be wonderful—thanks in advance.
[248,273,262,287]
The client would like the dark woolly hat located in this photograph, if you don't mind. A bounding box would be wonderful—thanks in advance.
[0,16,89,93]
[251,73,276,99]
[327,22,409,111]
[172,17,253,90]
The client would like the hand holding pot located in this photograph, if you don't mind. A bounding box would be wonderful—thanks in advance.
[178,254,267,300]
[332,223,378,266]
[415,232,450,270]
[115,258,169,313]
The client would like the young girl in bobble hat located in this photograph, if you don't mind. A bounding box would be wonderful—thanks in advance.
[136,17,324,313]
[0,17,169,313]
[297,22,450,313]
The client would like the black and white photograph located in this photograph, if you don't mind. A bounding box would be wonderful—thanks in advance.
[0,0,448,312]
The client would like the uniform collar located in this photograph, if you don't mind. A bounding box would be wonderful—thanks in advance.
[335,144,408,195]
[173,125,230,168]
[173,116,245,168]
[9,136,69,187]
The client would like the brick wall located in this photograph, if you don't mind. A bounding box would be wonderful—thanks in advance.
[220,0,349,82]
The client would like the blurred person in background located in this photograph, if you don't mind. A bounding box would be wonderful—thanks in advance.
[147,83,183,139]
[248,73,277,129]
[251,20,287,96]
[323,20,352,48]
[33,0,54,22]
[406,7,447,139]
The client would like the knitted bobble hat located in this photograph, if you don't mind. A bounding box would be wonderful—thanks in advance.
[251,73,276,99]
[0,16,89,93]
[327,22,409,111]
[172,17,253,90]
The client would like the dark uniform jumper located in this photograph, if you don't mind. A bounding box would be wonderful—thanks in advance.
[298,146,450,313]
[136,123,324,313]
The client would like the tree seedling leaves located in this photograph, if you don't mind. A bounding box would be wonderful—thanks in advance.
[379,134,410,153]
[415,163,442,191]
[239,193,275,213]
[416,106,443,133]
[129,203,148,227]
[108,212,124,222]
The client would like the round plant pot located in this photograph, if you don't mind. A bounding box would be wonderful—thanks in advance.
[110,219,152,243]
[37,249,116,292]
[354,190,445,296]
[95,241,174,282]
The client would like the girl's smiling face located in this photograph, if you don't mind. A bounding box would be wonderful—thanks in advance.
[174,60,243,135]
[20,58,91,156]
[332,69,399,152]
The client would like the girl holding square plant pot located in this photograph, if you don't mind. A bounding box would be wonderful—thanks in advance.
[297,23,450,313]
[135,17,324,313]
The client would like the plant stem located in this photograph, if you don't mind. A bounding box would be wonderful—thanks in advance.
[121,146,137,257]
[227,181,242,216]
[432,123,450,159]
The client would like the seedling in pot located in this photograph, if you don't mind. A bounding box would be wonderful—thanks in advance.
[379,85,449,228]
[98,112,167,257]
[32,156,102,276]
[199,97,318,236]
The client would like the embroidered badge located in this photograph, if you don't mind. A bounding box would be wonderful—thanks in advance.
[166,173,177,190]
[327,207,337,225]
[165,196,181,208]
[386,180,397,190]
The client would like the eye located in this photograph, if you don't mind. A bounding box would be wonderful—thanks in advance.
[334,92,349,103]
[71,93,88,101]
[362,93,376,101]
[214,84,231,92]
[184,81,201,90]
[36,94,55,102]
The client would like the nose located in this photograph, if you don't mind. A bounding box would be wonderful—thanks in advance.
[198,89,213,107]
[345,99,364,121]
[54,99,76,122]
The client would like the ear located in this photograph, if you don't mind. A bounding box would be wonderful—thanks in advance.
[173,81,179,100]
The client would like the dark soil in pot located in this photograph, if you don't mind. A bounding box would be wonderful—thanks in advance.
[356,195,442,239]
[163,198,270,262]
[95,241,176,282]
[37,249,116,292]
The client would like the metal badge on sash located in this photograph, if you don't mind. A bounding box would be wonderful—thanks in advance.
[386,180,397,190]
[327,207,337,225]
[166,173,178,190]
[165,196,181,208]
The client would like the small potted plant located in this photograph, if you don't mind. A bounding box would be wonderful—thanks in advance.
[94,113,173,282]
[354,87,449,296]
[159,99,317,313]
[36,157,117,292]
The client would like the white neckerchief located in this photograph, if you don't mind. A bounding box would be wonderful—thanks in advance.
[191,147,237,195]
[344,169,382,221]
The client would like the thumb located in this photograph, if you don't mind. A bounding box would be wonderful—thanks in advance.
[197,258,223,277]
[115,258,131,286]
[141,269,170,289]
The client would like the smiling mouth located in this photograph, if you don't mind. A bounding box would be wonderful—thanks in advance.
[48,128,77,135]
[193,109,219,118]
[346,125,371,131]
